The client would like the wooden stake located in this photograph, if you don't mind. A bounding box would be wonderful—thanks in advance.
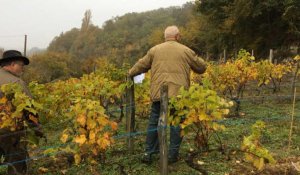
[291,62,299,100]
[206,51,209,61]
[269,49,273,63]
[126,76,135,154]
[159,84,168,175]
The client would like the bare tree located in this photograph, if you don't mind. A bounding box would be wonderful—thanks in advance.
[81,9,92,32]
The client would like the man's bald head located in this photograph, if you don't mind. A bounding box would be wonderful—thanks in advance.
[164,26,180,41]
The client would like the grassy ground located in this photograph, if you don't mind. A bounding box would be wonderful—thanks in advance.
[1,93,299,174]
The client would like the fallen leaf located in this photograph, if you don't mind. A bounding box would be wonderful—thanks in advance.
[197,160,205,165]
[38,167,49,173]
[61,169,68,174]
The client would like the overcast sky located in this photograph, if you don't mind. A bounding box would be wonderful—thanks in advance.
[0,0,192,51]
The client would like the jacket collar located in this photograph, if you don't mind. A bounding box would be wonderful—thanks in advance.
[0,68,19,77]
[165,38,177,42]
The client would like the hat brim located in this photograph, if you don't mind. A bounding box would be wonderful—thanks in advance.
[0,56,30,65]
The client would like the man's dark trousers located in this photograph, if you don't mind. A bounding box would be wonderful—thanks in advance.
[0,129,28,175]
[145,101,183,160]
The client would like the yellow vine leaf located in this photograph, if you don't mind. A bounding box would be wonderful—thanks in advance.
[76,114,86,127]
[90,160,97,165]
[0,97,7,104]
[97,117,108,126]
[245,153,254,162]
[97,132,111,149]
[294,55,300,61]
[92,148,98,155]
[97,138,110,149]
[198,111,208,121]
[60,134,69,143]
[74,154,81,165]
[212,123,225,131]
[253,158,265,170]
[89,131,96,144]
[228,101,234,107]
[74,135,86,145]
[78,128,87,135]
[87,117,96,129]
[223,109,230,115]
[110,122,118,130]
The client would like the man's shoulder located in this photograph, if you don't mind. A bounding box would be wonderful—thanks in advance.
[157,41,192,51]
[151,43,165,49]
[0,68,24,85]
[175,42,193,51]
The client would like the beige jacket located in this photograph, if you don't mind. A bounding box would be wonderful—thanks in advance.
[0,68,32,98]
[129,40,206,101]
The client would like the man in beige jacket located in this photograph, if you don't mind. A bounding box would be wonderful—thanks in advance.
[129,26,206,164]
[0,50,42,174]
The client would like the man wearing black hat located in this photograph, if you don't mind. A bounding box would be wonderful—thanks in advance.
[0,50,31,97]
[0,50,38,174]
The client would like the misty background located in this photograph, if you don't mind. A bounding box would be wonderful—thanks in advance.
[0,0,190,52]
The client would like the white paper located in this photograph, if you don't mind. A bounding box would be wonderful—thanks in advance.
[133,73,145,84]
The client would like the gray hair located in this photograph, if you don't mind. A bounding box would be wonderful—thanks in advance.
[164,26,179,39]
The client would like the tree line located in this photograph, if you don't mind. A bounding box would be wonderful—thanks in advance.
[23,1,299,83]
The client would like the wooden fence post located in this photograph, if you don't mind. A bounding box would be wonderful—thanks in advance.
[269,49,273,63]
[291,62,299,101]
[159,84,168,175]
[206,51,209,61]
[126,76,135,154]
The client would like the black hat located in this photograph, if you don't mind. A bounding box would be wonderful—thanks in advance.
[0,50,30,65]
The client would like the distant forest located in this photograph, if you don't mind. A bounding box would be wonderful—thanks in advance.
[23,1,299,83]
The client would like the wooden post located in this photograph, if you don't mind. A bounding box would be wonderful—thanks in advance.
[291,62,299,101]
[159,84,168,175]
[251,49,254,57]
[24,34,27,56]
[126,76,135,154]
[206,51,209,61]
[269,49,273,63]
